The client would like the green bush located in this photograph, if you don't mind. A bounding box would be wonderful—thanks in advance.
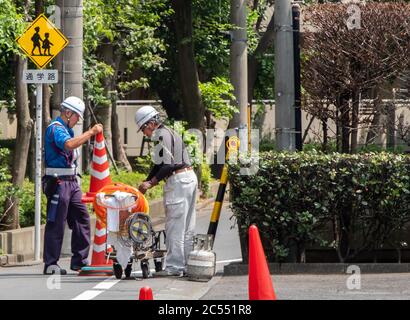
[18,180,47,228]
[229,151,410,263]
[200,160,212,198]
[0,148,11,182]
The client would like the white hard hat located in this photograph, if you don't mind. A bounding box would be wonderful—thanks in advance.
[61,96,85,120]
[135,105,159,132]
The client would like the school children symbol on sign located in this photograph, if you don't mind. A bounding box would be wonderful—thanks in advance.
[16,14,68,69]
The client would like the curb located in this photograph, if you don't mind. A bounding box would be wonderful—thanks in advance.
[224,262,410,275]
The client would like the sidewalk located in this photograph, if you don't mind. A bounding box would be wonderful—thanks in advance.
[202,273,410,300]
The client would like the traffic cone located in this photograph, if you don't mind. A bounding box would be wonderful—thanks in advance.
[79,132,113,276]
[86,131,112,199]
[248,225,276,300]
[139,286,154,300]
[78,218,113,276]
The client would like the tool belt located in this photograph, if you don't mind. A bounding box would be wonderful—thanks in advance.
[42,168,77,198]
[171,166,193,176]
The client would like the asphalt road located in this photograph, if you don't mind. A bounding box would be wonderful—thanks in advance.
[3,200,410,300]
[0,202,242,300]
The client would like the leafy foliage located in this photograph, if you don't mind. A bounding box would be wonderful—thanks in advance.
[0,0,25,107]
[199,77,237,120]
[83,0,168,106]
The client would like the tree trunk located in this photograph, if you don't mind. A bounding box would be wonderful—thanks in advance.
[248,14,275,103]
[156,86,183,120]
[95,42,113,157]
[338,93,351,153]
[322,118,328,150]
[350,89,360,153]
[112,100,132,172]
[0,56,33,230]
[171,0,205,130]
[109,53,132,172]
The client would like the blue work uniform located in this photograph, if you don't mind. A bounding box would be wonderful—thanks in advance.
[43,116,90,270]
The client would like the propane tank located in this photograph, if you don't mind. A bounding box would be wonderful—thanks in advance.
[186,234,216,282]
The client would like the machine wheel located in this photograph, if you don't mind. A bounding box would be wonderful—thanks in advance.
[154,259,163,272]
[113,262,123,279]
[124,263,132,278]
[141,260,150,279]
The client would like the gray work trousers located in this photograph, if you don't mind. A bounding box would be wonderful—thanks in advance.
[163,169,198,273]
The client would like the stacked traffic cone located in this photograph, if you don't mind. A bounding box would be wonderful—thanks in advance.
[248,225,276,300]
[87,132,112,199]
[139,287,154,300]
[79,132,113,276]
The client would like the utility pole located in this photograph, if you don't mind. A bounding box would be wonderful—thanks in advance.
[229,0,248,139]
[274,0,295,151]
[292,4,302,151]
[55,0,84,172]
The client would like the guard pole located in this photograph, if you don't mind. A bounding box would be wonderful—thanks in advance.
[207,136,240,248]
[247,104,251,151]
[34,84,43,261]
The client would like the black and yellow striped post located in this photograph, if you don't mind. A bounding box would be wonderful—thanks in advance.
[207,136,240,248]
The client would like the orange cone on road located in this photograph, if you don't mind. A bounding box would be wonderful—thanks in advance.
[79,132,113,276]
[87,131,112,198]
[248,224,276,300]
[139,286,154,300]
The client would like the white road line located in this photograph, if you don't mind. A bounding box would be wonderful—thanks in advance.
[93,278,121,290]
[72,276,121,300]
[72,290,104,300]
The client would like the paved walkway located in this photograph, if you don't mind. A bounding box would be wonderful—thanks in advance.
[202,273,410,300]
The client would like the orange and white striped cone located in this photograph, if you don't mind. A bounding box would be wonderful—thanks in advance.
[79,132,113,276]
[86,131,112,200]
[79,219,113,276]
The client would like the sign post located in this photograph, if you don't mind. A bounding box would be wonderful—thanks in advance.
[35,83,42,262]
[17,14,68,262]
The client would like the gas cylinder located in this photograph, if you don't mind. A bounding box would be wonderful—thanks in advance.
[186,234,216,282]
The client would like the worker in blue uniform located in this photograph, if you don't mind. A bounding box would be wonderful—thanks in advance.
[42,96,103,275]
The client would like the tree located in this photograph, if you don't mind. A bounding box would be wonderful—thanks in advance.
[83,0,167,170]
[0,0,32,230]
[171,0,205,130]
[302,3,410,153]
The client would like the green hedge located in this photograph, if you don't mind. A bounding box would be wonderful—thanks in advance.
[229,151,410,263]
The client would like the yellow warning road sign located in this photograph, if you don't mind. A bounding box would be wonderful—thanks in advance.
[16,14,68,69]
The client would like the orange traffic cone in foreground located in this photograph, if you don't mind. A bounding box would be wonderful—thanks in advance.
[248,225,276,300]
[139,287,154,300]
[80,132,113,276]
